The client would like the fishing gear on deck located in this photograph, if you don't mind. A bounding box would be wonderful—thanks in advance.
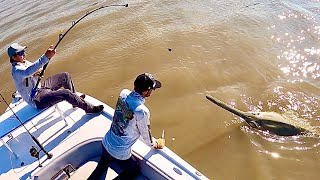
[31,3,129,98]
[0,93,52,160]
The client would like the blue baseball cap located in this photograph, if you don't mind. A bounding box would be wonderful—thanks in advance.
[8,43,27,58]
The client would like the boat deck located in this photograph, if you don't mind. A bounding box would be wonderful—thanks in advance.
[0,93,208,180]
[0,95,115,179]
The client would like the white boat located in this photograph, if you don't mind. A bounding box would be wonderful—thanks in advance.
[0,92,209,180]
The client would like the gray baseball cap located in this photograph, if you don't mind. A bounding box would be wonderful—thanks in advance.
[8,43,27,58]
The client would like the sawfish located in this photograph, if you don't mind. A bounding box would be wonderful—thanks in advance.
[205,94,310,136]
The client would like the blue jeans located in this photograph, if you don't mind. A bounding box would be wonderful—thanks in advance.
[34,72,92,112]
[88,143,140,180]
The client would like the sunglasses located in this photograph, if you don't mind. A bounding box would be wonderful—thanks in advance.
[16,50,25,56]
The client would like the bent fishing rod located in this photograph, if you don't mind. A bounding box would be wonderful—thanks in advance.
[31,3,128,97]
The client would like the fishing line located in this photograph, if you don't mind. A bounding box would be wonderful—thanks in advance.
[127,1,213,150]
[149,0,212,67]
[127,3,211,94]
[31,3,129,98]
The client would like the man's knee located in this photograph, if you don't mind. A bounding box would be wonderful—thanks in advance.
[61,72,71,81]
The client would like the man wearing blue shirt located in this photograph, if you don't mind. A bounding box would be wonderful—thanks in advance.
[8,42,103,113]
[88,73,165,180]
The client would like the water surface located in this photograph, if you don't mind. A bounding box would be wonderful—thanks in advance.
[0,0,319,179]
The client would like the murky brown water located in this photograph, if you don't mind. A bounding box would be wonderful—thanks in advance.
[1,0,319,179]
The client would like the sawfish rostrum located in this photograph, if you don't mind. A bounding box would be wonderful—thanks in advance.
[206,95,308,136]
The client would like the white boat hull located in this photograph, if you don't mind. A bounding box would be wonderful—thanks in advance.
[0,93,208,180]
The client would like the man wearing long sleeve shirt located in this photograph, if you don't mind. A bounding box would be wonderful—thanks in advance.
[8,42,103,113]
[88,73,165,180]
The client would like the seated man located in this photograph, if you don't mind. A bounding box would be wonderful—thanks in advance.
[8,43,103,113]
[88,73,165,180]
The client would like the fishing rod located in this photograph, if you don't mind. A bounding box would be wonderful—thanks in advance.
[0,93,52,160]
[31,3,129,98]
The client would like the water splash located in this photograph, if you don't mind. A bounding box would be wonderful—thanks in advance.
[241,125,320,152]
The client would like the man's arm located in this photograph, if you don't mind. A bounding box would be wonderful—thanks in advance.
[14,46,55,78]
[136,109,154,147]
[136,107,165,149]
[14,55,49,78]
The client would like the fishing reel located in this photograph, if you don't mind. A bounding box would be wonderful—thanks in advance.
[30,146,43,167]
[30,146,39,158]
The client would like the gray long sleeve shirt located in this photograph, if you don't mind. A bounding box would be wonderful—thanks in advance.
[11,55,49,107]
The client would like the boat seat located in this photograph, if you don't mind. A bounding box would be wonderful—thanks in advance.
[0,100,66,158]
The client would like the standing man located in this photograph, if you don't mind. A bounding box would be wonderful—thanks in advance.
[8,42,104,113]
[88,73,165,180]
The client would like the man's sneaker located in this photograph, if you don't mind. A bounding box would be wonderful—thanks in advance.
[86,105,104,114]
